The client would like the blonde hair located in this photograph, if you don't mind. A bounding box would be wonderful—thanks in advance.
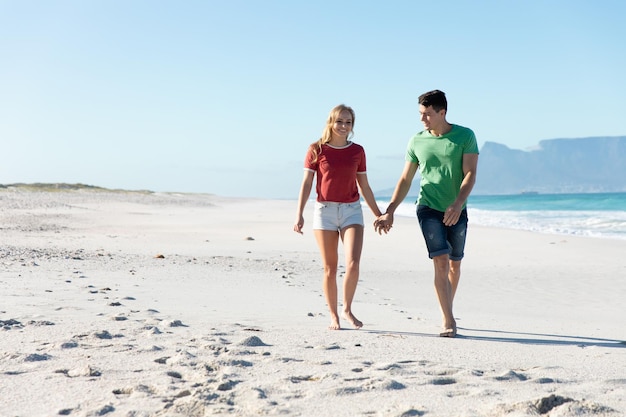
[309,104,355,164]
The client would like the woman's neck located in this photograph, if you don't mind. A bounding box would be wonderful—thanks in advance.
[329,136,349,147]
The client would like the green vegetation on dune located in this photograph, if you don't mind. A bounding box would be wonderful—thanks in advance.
[0,183,154,193]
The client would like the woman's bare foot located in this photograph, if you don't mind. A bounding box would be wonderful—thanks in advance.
[343,311,363,329]
[328,315,341,330]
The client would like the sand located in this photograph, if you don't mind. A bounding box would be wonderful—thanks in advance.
[1,188,624,416]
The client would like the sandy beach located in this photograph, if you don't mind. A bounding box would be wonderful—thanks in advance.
[1,188,624,417]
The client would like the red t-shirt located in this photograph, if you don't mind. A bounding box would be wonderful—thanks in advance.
[304,142,367,203]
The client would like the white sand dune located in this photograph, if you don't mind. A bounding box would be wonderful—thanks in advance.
[1,189,624,416]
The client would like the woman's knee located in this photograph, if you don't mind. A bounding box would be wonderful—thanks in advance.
[323,264,338,277]
[344,260,360,275]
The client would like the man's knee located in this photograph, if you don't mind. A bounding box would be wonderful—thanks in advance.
[433,254,450,273]
[449,259,461,274]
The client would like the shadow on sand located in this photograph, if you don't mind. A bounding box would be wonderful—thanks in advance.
[366,327,626,349]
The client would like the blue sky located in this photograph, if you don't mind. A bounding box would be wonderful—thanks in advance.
[2,1,625,198]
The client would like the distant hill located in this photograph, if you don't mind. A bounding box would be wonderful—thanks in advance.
[376,136,626,196]
[474,136,626,195]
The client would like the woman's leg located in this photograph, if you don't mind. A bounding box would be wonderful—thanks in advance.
[314,229,341,329]
[340,224,364,329]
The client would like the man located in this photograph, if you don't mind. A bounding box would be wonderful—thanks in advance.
[375,90,479,338]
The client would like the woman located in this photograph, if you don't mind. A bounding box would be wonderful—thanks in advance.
[294,104,382,330]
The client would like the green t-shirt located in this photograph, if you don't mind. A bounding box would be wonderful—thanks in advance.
[405,124,479,212]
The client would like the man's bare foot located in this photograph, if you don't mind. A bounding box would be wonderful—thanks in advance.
[328,316,341,330]
[439,328,456,337]
[439,322,457,337]
[343,311,363,329]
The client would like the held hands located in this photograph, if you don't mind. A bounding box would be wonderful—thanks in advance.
[296,213,396,235]
[373,213,393,235]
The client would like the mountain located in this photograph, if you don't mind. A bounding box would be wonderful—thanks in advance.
[376,136,626,196]
[474,136,626,195]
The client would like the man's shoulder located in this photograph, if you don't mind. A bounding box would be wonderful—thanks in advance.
[451,125,479,153]
[410,130,430,140]
[451,124,475,136]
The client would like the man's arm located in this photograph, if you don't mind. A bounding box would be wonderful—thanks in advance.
[375,161,418,233]
[386,161,418,215]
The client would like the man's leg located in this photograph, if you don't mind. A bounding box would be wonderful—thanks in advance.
[433,254,456,336]
[448,259,462,303]
[443,208,467,334]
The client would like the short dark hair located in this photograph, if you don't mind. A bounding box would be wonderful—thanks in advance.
[418,90,447,112]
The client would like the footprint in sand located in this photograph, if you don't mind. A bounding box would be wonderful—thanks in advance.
[64,365,102,377]
[143,326,163,335]
[238,336,270,347]
[60,340,79,349]
[397,408,426,417]
[216,379,240,391]
[93,330,123,339]
[334,386,363,395]
[314,343,341,350]
[430,377,457,385]
[28,320,55,326]
[112,384,156,396]
[23,353,52,362]
[167,350,198,366]
[154,356,169,364]
[222,359,253,367]
[535,377,558,384]
[278,357,303,363]
[378,379,406,390]
[0,319,24,330]
[166,370,183,379]
[492,394,617,416]
[494,369,528,381]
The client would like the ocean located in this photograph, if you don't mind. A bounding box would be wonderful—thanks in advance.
[377,192,626,240]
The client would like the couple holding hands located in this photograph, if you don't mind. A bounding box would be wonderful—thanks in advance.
[294,90,479,337]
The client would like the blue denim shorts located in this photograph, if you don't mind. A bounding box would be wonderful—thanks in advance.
[313,201,364,231]
[416,205,468,260]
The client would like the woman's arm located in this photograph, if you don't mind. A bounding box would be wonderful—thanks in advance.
[294,170,315,234]
[356,173,383,218]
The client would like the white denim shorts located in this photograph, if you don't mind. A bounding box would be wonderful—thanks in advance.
[312,201,364,231]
